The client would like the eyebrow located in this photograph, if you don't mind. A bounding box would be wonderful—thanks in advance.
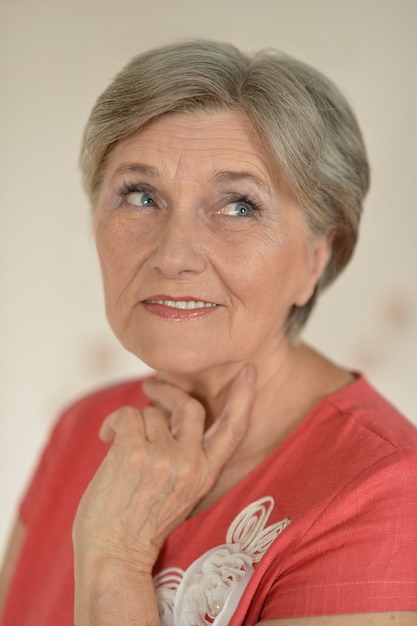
[110,163,160,182]
[212,170,271,193]
[110,163,272,193]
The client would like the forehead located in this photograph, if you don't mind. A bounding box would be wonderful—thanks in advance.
[104,111,280,187]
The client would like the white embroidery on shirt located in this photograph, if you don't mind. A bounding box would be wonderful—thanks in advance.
[154,568,184,626]
[154,496,290,626]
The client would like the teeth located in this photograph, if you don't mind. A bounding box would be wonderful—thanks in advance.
[148,300,217,310]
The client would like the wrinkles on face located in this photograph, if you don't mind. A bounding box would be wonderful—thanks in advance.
[94,111,329,376]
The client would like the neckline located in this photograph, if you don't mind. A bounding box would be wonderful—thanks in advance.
[175,372,366,529]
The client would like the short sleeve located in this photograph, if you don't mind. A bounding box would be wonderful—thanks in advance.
[18,378,149,528]
[19,411,71,526]
[261,449,417,618]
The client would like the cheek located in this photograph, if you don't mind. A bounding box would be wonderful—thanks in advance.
[231,239,311,315]
[216,244,281,321]
[95,221,142,293]
[95,249,133,331]
[96,236,121,296]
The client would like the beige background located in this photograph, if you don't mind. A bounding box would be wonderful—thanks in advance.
[1,0,416,558]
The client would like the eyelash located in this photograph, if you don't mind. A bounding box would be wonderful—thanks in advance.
[225,193,263,217]
[115,182,263,217]
[116,181,153,201]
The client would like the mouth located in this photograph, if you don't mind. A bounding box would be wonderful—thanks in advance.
[141,295,219,320]
[144,298,218,310]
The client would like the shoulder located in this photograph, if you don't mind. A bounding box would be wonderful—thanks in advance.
[266,376,417,542]
[247,379,417,619]
[309,375,417,469]
[279,375,417,495]
[28,376,153,489]
[62,376,153,417]
[19,376,153,524]
[314,376,417,502]
[52,376,153,442]
[291,376,417,548]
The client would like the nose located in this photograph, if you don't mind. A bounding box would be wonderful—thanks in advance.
[150,210,207,278]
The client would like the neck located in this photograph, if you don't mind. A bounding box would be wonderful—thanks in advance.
[155,340,353,517]
[155,340,353,461]
[156,334,290,414]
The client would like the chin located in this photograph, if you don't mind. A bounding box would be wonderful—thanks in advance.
[124,343,212,376]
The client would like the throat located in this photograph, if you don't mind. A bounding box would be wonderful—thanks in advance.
[189,446,276,518]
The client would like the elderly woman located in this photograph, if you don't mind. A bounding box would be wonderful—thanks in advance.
[1,40,416,626]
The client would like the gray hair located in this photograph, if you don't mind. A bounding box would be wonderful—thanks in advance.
[80,39,370,338]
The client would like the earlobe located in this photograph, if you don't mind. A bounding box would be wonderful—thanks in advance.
[294,228,335,307]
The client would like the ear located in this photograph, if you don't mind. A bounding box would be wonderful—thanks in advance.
[294,228,335,307]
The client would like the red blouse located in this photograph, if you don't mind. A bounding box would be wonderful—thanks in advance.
[1,376,417,625]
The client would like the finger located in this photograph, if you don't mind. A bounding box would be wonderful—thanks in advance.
[170,396,206,441]
[99,405,145,443]
[141,406,174,443]
[99,404,173,447]
[142,380,206,440]
[204,365,256,470]
[142,379,194,413]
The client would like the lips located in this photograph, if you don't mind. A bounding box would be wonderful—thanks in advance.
[141,295,219,320]
[145,299,217,310]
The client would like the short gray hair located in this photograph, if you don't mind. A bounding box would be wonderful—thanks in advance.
[80,39,370,337]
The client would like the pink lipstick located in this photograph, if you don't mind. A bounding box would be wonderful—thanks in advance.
[141,295,219,321]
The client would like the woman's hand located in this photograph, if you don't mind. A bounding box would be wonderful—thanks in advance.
[73,365,255,624]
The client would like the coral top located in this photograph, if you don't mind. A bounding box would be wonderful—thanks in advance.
[1,376,417,625]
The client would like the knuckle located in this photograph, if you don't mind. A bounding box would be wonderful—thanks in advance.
[105,439,141,471]
[154,447,174,471]
[111,405,141,428]
[175,449,207,488]
[142,406,165,426]
[180,396,205,418]
[175,456,195,481]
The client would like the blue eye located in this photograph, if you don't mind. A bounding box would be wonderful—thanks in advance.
[225,202,253,217]
[126,191,156,207]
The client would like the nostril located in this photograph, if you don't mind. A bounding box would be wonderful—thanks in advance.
[151,227,207,277]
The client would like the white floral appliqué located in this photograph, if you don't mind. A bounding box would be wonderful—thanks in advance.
[154,496,290,626]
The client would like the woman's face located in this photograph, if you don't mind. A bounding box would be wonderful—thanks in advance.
[94,111,331,374]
